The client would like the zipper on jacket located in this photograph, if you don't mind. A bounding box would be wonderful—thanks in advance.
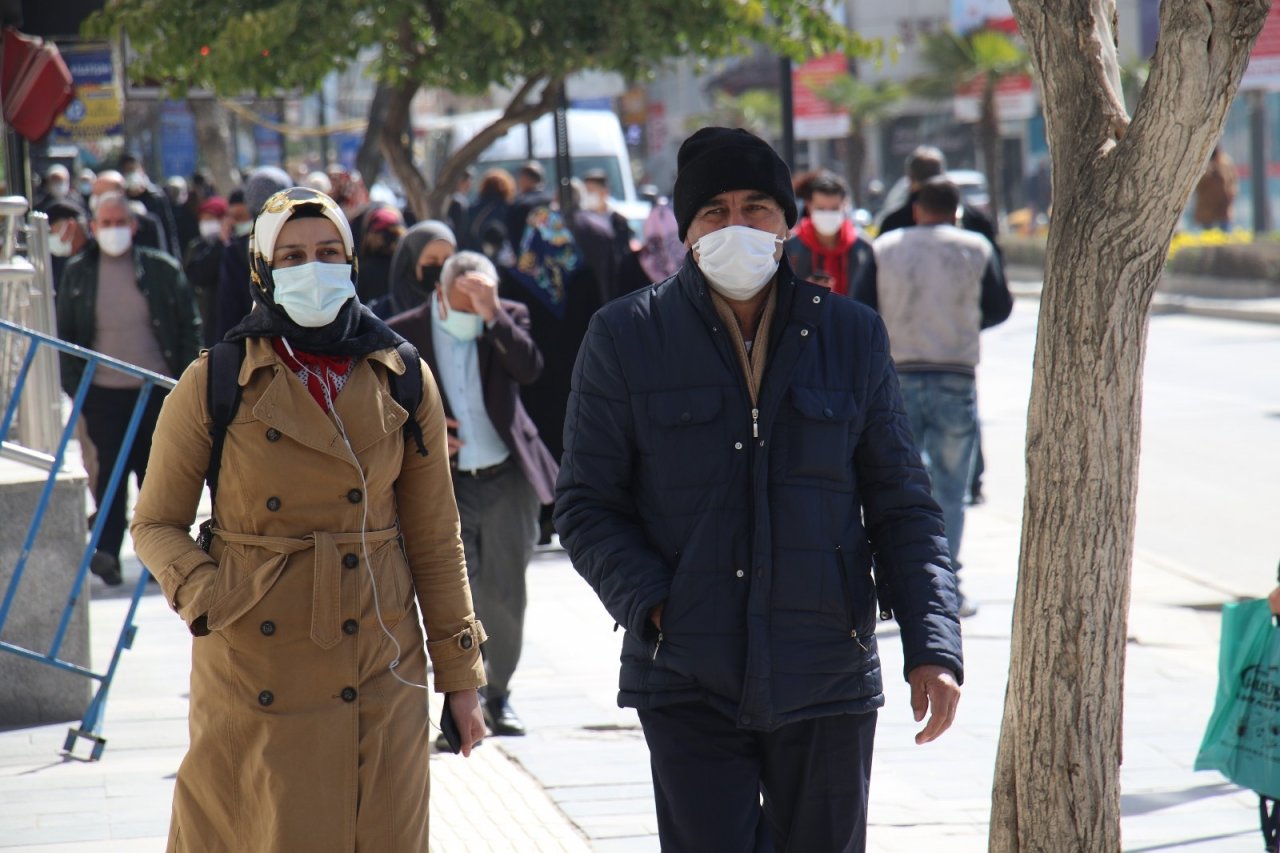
[752,408,759,438]
[652,631,663,661]
[836,544,864,647]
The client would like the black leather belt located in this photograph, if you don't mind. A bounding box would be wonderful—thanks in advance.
[451,457,513,480]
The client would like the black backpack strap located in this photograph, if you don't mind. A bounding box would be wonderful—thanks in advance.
[205,340,246,502]
[390,341,428,457]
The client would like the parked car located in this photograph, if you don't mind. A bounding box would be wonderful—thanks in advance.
[873,169,991,228]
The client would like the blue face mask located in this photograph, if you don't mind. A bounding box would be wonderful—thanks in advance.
[272,262,355,327]
[435,293,484,341]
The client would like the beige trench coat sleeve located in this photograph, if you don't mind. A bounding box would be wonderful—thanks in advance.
[131,356,219,629]
[393,357,487,693]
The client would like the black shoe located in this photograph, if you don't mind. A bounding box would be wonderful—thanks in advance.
[89,551,122,586]
[486,697,527,736]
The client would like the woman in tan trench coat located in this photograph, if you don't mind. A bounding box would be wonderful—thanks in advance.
[132,187,488,852]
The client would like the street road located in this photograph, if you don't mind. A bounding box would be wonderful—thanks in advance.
[976,291,1280,600]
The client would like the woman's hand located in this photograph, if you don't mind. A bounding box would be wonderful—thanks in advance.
[447,689,488,757]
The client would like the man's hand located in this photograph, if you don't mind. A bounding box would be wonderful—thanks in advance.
[907,664,960,745]
[452,272,501,323]
[445,417,463,457]
[1269,586,1280,617]
[447,689,487,757]
[649,602,664,631]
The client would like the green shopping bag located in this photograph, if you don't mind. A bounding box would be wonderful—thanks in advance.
[1195,598,1280,799]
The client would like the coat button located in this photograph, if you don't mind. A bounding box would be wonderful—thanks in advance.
[823,407,833,418]
[265,428,281,442]
[260,620,276,636]
[740,715,750,725]
[258,690,274,707]
[347,489,362,504]
[266,496,281,511]
[734,442,743,450]
[342,619,359,635]
[343,553,359,569]
[680,412,691,423]
[812,295,821,304]
[460,633,473,650]
[800,329,810,337]
[341,687,357,702]
[735,569,744,578]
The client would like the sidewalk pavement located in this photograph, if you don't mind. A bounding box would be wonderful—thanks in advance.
[0,291,1268,852]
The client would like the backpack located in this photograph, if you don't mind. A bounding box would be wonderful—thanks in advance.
[196,339,428,550]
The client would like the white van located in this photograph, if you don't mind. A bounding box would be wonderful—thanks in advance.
[419,108,647,223]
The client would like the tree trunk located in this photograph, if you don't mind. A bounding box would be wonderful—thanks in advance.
[978,73,1002,230]
[989,1,1268,850]
[379,79,429,219]
[844,123,866,209]
[356,83,394,186]
[190,99,237,194]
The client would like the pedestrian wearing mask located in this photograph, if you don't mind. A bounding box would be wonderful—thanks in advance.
[131,187,487,852]
[55,192,202,587]
[182,196,231,345]
[389,250,558,738]
[355,204,405,305]
[45,200,90,290]
[372,219,456,319]
[119,153,182,257]
[785,170,873,296]
[555,127,963,852]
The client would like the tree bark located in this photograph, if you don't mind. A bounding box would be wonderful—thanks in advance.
[189,99,237,195]
[380,79,428,218]
[979,73,1002,229]
[989,2,1268,851]
[356,82,394,186]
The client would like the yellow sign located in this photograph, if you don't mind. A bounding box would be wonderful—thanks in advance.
[54,84,124,140]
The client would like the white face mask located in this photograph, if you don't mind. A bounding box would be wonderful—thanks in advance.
[693,225,782,301]
[810,209,846,237]
[271,262,355,327]
[435,293,484,341]
[199,219,222,239]
[49,224,74,257]
[46,181,67,200]
[96,226,132,257]
[234,220,254,238]
[124,171,147,193]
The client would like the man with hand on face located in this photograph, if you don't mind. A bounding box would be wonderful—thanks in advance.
[785,170,873,296]
[555,127,963,852]
[388,251,558,739]
[55,192,201,586]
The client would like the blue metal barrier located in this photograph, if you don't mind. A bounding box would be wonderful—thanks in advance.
[0,317,176,760]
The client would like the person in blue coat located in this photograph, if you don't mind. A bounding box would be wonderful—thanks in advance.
[554,127,964,853]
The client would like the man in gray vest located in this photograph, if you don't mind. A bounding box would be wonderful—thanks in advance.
[853,177,1012,615]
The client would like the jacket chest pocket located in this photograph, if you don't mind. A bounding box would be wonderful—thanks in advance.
[646,388,727,490]
[785,387,857,482]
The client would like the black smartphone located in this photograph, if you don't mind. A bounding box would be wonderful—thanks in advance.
[439,698,463,754]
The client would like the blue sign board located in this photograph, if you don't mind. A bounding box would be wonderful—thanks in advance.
[159,100,198,180]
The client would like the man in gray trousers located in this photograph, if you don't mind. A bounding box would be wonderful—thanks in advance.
[388,251,559,737]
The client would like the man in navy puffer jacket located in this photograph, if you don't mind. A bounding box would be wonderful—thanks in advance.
[554,127,963,853]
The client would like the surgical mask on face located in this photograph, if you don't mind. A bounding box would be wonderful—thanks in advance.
[234,220,254,238]
[199,219,222,239]
[78,180,93,196]
[810,210,846,237]
[49,225,74,257]
[96,226,132,257]
[436,293,484,341]
[124,171,146,193]
[46,181,67,200]
[271,262,355,327]
[692,225,782,301]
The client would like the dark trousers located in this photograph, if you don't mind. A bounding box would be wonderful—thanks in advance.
[453,462,539,700]
[81,385,166,559]
[637,701,877,853]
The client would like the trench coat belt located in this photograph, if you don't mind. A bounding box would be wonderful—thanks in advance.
[205,526,401,649]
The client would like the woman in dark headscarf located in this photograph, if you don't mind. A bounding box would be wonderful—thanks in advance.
[370,219,457,319]
[498,206,602,543]
[131,186,486,852]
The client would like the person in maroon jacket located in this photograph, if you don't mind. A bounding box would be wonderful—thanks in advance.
[387,250,558,738]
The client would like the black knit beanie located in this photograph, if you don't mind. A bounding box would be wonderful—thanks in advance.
[672,127,798,241]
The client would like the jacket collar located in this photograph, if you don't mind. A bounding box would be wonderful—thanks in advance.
[236,333,405,387]
[677,252,822,337]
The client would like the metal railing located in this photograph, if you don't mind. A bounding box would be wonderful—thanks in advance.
[0,318,176,760]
